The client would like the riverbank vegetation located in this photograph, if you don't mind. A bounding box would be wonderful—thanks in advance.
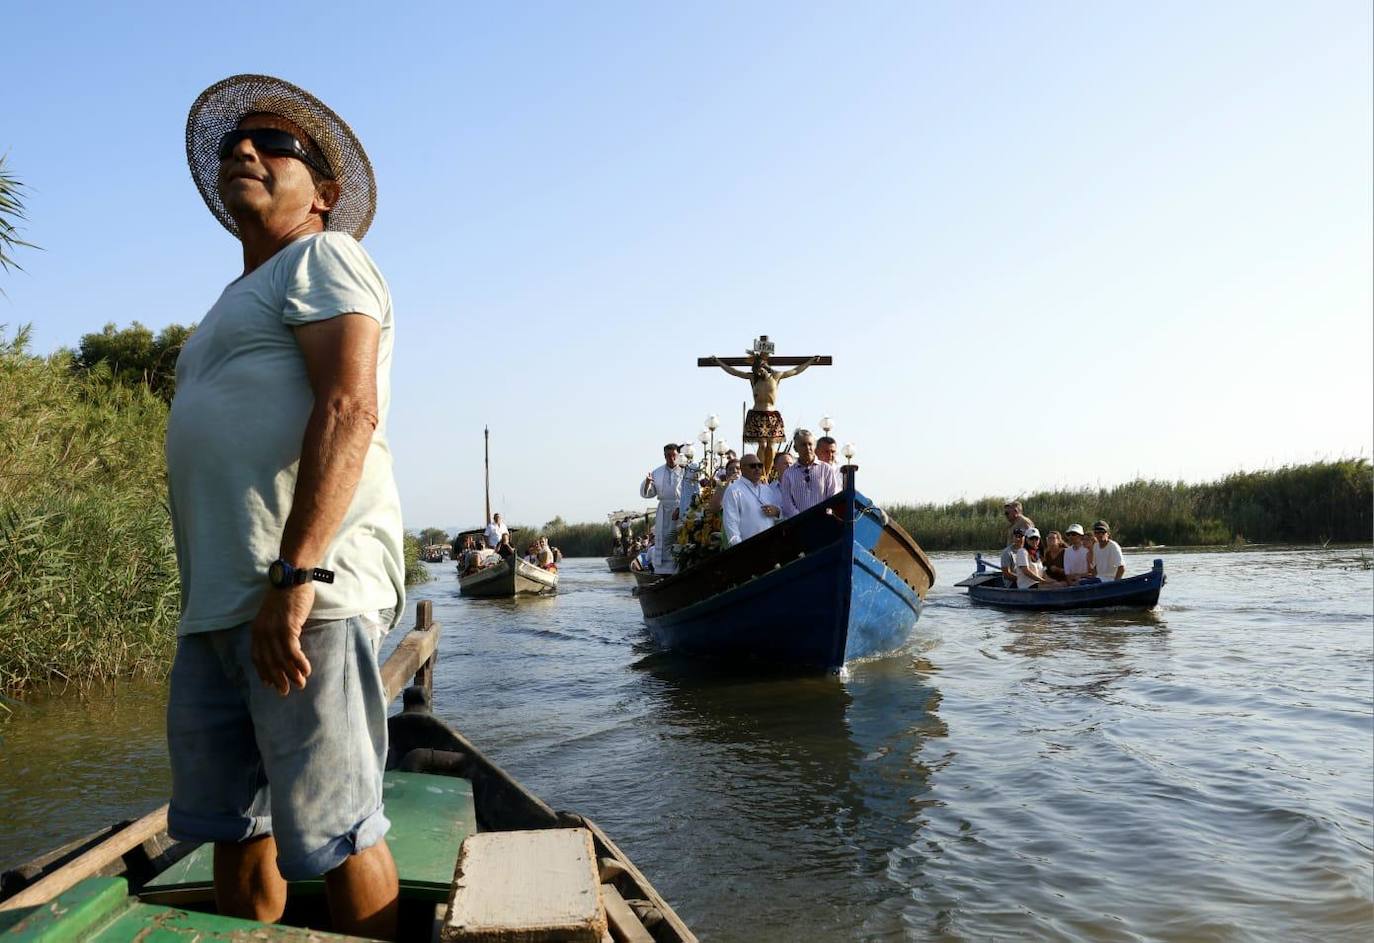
[886,460,1373,550]
[1,326,178,694]
[1,325,430,695]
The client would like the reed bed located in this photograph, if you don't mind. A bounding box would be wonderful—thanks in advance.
[1,328,178,694]
[506,519,617,558]
[1,328,430,695]
[887,460,1373,551]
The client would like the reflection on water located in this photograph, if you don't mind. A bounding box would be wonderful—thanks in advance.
[1,549,1370,942]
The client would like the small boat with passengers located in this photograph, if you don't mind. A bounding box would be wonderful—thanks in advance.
[0,602,693,943]
[957,554,1167,610]
[636,465,935,671]
[604,509,653,574]
[458,544,559,597]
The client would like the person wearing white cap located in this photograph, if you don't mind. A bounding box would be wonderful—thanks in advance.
[1014,528,1066,589]
[1062,524,1094,583]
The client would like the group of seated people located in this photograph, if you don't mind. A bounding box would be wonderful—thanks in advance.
[998,501,1126,589]
[456,529,560,575]
[627,534,656,572]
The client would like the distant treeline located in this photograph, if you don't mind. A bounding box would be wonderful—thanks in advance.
[426,460,1374,561]
[886,460,1374,551]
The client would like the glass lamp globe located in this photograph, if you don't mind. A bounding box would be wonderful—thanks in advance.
[706,414,720,431]
[698,429,710,445]
[819,415,834,433]
[842,443,856,461]
[683,445,695,461]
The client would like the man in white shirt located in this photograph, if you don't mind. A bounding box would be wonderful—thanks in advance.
[1090,520,1126,581]
[722,453,782,546]
[1061,524,1093,583]
[484,513,508,549]
[640,443,685,575]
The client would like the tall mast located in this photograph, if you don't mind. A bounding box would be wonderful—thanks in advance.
[484,425,491,524]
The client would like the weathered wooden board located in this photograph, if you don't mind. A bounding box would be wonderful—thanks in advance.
[443,828,606,943]
[600,883,654,943]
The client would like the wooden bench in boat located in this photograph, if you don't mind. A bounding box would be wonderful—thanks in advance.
[443,828,605,943]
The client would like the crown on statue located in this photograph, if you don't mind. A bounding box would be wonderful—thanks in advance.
[749,335,775,357]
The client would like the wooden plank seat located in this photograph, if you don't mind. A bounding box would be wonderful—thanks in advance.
[442,828,606,943]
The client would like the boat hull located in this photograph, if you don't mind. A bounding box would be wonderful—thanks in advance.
[636,467,933,671]
[967,559,1166,610]
[459,559,558,597]
[604,555,631,573]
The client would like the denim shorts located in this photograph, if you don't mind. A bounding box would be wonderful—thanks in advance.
[166,610,393,880]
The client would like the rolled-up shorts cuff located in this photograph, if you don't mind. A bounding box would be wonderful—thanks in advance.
[276,806,391,881]
[167,806,271,845]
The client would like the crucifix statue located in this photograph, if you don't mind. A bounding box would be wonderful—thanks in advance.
[699,336,832,478]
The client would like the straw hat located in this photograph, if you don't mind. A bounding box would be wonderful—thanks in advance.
[186,74,377,240]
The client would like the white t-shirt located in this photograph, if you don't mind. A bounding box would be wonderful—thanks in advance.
[166,232,404,635]
[484,521,508,549]
[1092,539,1125,580]
[1063,544,1091,576]
[1012,548,1045,589]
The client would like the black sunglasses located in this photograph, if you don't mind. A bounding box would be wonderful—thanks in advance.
[218,128,334,180]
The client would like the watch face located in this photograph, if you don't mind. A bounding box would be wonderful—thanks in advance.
[268,560,287,587]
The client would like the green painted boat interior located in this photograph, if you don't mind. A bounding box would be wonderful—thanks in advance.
[0,877,361,940]
[0,774,475,940]
[144,771,475,902]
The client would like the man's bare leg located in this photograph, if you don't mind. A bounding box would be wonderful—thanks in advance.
[757,442,774,480]
[214,835,287,923]
[324,838,399,940]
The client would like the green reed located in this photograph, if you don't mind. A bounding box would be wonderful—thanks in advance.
[1,329,179,694]
[1,329,430,694]
[887,460,1373,551]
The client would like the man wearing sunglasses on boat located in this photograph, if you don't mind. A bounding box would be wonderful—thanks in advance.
[164,75,402,939]
[778,429,842,518]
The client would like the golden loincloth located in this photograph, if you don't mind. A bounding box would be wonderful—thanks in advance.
[743,410,786,443]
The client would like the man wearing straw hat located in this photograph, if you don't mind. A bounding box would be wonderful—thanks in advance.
[164,74,402,937]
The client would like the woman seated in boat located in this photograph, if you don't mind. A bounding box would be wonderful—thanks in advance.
[537,537,558,570]
[1042,531,1068,581]
[1015,528,1068,589]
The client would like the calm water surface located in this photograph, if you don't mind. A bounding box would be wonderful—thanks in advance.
[2,548,1371,941]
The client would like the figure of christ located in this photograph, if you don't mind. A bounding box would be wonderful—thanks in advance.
[707,352,820,477]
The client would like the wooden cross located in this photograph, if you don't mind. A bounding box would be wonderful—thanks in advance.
[695,335,834,368]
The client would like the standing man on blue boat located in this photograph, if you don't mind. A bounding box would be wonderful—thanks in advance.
[640,443,685,575]
[722,453,782,546]
[165,75,402,939]
[779,429,842,518]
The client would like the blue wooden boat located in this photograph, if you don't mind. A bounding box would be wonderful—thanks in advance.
[635,466,935,671]
[960,554,1166,610]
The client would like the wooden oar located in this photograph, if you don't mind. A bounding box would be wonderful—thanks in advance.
[0,806,169,912]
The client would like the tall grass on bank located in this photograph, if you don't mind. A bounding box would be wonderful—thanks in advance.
[1,327,430,694]
[888,460,1374,551]
[403,532,429,586]
[1,327,179,694]
[505,518,617,558]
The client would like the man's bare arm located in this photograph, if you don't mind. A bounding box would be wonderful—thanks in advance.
[710,355,753,380]
[776,355,820,380]
[280,313,381,567]
[250,313,380,695]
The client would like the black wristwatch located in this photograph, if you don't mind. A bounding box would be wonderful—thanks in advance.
[267,558,336,589]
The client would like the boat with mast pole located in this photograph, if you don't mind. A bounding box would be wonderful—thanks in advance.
[458,427,558,597]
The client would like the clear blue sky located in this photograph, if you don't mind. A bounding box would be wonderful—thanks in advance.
[5,1,1371,532]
